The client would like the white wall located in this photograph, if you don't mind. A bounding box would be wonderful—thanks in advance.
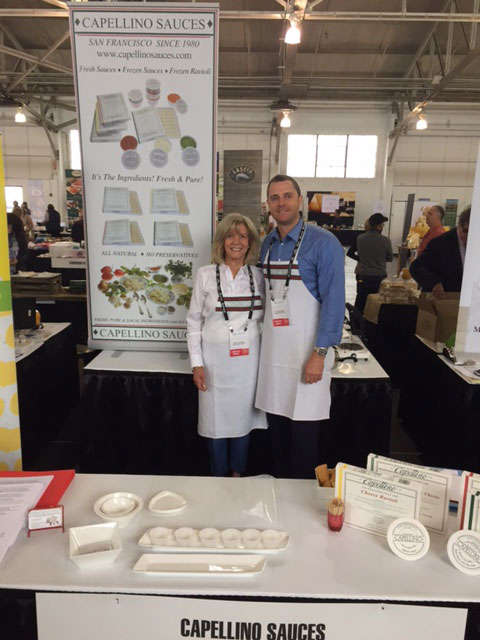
[2,101,480,234]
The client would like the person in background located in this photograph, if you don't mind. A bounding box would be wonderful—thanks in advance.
[71,215,85,243]
[187,213,267,477]
[410,206,470,298]
[42,203,61,236]
[349,212,393,313]
[7,212,28,272]
[19,201,34,237]
[8,221,19,275]
[255,175,345,479]
[415,205,445,259]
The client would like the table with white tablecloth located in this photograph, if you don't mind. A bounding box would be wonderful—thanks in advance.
[0,474,479,638]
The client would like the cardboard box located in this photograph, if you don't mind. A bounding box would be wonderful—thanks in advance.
[415,292,460,343]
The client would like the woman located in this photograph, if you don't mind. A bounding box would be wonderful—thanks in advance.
[20,202,34,234]
[7,212,28,272]
[187,213,267,477]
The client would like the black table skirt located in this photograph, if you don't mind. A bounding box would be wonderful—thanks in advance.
[80,371,391,476]
[399,337,480,473]
[16,324,79,469]
[365,304,418,387]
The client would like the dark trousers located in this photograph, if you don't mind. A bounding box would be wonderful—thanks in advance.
[354,274,386,314]
[267,413,327,479]
[207,435,250,477]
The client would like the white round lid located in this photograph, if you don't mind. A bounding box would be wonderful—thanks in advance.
[447,529,480,575]
[387,517,430,561]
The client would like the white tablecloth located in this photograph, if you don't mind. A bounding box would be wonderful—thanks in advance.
[15,322,71,363]
[0,474,477,603]
[85,349,388,380]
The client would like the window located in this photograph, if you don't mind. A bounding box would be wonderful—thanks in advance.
[69,129,82,170]
[5,186,23,212]
[287,134,378,179]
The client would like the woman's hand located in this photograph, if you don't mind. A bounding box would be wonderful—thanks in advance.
[193,366,207,391]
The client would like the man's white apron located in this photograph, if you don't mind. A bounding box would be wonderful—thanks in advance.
[255,251,334,421]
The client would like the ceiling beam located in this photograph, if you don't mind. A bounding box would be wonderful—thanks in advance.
[7,30,70,92]
[0,43,71,75]
[4,9,480,22]
[388,41,480,164]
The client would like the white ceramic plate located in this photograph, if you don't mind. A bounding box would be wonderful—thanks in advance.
[148,491,187,514]
[138,527,289,553]
[133,553,266,576]
[94,492,143,528]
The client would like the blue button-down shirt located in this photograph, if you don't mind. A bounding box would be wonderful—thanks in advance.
[260,218,345,348]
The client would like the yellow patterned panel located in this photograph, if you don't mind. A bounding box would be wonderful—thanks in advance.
[0,427,21,452]
[5,322,14,348]
[0,361,16,387]
[10,391,18,416]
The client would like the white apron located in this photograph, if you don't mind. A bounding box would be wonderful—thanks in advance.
[199,278,267,438]
[255,244,334,421]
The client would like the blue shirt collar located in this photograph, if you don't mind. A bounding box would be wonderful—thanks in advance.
[273,216,303,243]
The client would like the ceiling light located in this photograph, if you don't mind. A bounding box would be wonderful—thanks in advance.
[15,107,26,123]
[280,111,292,128]
[416,113,428,130]
[285,21,301,45]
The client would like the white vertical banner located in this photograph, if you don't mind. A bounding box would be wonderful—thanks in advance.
[457,142,480,354]
[69,2,218,351]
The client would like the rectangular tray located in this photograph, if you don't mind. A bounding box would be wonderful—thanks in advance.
[133,553,266,576]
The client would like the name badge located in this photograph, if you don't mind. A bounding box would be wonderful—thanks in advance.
[270,298,290,327]
[229,329,249,357]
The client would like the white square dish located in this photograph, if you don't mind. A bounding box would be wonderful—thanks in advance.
[69,522,122,568]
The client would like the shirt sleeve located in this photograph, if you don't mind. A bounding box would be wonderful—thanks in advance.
[186,267,207,368]
[315,237,346,348]
[386,238,393,262]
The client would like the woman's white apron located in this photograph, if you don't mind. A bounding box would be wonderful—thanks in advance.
[199,287,267,438]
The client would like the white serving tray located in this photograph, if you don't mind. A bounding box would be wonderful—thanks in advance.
[138,527,289,553]
[133,553,266,576]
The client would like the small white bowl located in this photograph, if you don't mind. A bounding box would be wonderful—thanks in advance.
[199,527,221,548]
[94,492,143,528]
[175,527,197,547]
[242,528,262,549]
[221,528,242,549]
[262,529,283,549]
[69,522,122,568]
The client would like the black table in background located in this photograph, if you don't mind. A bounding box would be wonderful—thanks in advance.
[16,323,79,469]
[80,369,391,476]
[399,337,480,473]
[365,302,418,387]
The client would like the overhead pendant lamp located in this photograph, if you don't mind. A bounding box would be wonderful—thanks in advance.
[280,111,292,128]
[15,107,26,123]
[416,113,428,130]
[285,21,301,45]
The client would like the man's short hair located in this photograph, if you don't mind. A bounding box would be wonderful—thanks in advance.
[267,174,301,198]
[458,206,471,230]
[431,205,445,221]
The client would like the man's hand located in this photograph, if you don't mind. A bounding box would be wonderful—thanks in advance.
[432,282,446,299]
[193,366,207,391]
[304,351,325,384]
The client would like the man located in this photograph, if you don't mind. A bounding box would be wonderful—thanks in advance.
[410,206,470,298]
[415,205,445,258]
[348,212,393,313]
[255,174,345,479]
[42,203,61,236]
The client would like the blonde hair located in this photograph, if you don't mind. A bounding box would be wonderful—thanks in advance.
[212,213,260,265]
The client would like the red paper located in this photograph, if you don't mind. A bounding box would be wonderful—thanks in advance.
[0,469,75,507]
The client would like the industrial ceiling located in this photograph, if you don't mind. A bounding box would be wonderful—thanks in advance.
[2,0,480,135]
